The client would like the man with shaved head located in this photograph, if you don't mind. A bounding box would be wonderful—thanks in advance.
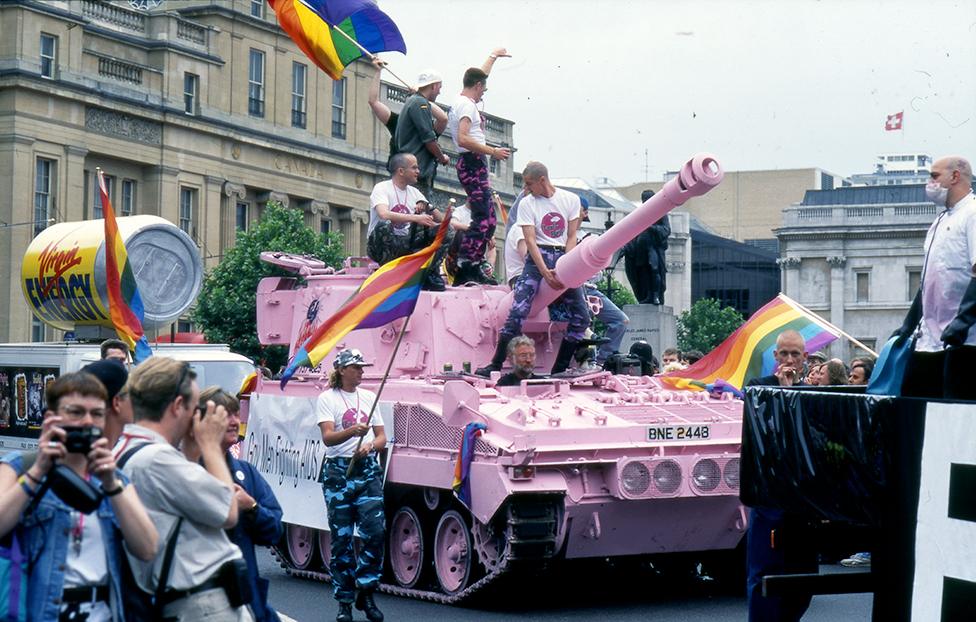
[745,329,816,621]
[897,156,976,400]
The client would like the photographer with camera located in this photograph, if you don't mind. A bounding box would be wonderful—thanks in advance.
[116,357,253,622]
[0,372,158,622]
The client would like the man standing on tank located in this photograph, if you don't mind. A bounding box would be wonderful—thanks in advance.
[394,70,450,204]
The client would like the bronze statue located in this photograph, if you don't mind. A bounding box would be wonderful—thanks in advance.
[624,189,670,304]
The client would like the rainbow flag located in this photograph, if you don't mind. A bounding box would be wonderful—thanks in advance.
[452,422,487,509]
[98,170,152,364]
[661,294,840,392]
[268,0,407,81]
[279,211,452,388]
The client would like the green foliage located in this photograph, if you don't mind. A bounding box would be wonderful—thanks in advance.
[676,298,744,353]
[193,202,344,371]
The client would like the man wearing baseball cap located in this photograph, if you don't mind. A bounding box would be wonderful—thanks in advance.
[394,69,449,203]
[81,358,130,445]
[316,349,386,622]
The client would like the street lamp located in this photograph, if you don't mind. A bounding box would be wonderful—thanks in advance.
[603,211,615,297]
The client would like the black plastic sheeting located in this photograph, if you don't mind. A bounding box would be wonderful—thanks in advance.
[741,387,925,527]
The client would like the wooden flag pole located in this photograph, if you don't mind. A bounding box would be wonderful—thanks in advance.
[780,294,878,357]
[345,314,410,476]
[330,24,413,90]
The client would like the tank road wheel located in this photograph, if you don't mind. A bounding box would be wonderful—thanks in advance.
[317,529,332,577]
[286,523,316,570]
[433,510,474,595]
[389,506,426,588]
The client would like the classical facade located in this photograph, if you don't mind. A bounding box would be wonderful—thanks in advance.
[0,0,517,342]
[775,184,955,360]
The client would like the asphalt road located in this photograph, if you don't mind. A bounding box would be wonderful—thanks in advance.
[259,548,873,621]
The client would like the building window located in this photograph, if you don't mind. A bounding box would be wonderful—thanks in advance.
[121,179,135,216]
[331,78,346,139]
[93,174,114,220]
[292,62,307,128]
[855,271,870,303]
[40,33,57,79]
[236,201,249,235]
[489,158,499,176]
[183,72,199,115]
[907,268,922,299]
[179,187,197,235]
[248,49,265,117]
[31,317,46,343]
[320,219,331,235]
[177,319,194,333]
[34,158,55,236]
[250,0,264,18]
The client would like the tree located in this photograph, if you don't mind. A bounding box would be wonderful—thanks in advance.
[193,202,345,371]
[676,298,744,353]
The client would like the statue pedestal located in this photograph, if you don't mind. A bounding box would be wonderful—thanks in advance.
[621,304,677,361]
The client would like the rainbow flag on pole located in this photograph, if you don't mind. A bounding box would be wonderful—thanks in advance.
[279,212,452,388]
[98,170,152,364]
[268,0,407,80]
[661,294,840,392]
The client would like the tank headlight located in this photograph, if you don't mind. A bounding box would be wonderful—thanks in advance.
[692,459,721,492]
[620,461,651,496]
[723,458,740,489]
[653,460,681,494]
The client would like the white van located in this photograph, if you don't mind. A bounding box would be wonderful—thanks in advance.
[0,342,255,452]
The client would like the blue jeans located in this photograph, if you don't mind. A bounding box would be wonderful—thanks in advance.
[586,286,628,363]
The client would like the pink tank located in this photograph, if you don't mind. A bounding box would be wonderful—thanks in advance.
[242,154,746,602]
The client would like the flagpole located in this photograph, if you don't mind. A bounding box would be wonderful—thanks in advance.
[346,314,411,476]
[330,24,413,90]
[780,294,878,357]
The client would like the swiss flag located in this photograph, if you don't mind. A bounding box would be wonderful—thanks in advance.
[885,111,904,131]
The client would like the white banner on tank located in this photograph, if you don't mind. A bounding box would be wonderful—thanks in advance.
[912,402,976,620]
[241,392,394,531]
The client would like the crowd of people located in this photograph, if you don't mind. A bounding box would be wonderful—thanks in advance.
[0,341,284,622]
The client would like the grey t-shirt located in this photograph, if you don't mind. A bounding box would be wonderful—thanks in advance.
[117,424,241,592]
[394,93,438,180]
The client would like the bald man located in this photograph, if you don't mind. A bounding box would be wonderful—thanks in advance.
[897,156,976,400]
[746,330,807,387]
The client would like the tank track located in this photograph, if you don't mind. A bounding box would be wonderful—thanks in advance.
[272,495,562,604]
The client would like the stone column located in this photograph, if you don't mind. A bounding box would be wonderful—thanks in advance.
[337,208,369,256]
[308,199,330,231]
[777,256,801,297]
[202,175,223,270]
[0,134,36,342]
[222,181,247,249]
[63,145,89,223]
[143,165,179,220]
[826,255,847,358]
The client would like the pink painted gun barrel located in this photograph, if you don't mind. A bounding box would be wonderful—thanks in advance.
[519,153,724,317]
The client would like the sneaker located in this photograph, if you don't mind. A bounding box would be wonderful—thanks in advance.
[840,552,871,567]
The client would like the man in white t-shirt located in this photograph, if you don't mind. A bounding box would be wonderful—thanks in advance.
[365,152,452,291]
[476,161,590,377]
[448,63,511,285]
[897,155,976,400]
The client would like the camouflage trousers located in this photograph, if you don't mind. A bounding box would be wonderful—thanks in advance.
[321,456,385,603]
[367,219,453,270]
[501,246,590,341]
[456,153,496,266]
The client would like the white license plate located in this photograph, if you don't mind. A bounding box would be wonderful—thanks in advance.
[647,425,711,441]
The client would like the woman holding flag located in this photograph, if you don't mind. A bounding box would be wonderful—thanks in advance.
[316,348,386,622]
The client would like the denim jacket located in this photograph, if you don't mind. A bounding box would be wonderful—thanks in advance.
[2,452,128,622]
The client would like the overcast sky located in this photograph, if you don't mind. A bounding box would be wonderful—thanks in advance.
[377,0,976,185]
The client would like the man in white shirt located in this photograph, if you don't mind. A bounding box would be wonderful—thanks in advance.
[448,62,511,285]
[897,156,976,400]
[365,152,452,291]
[117,357,251,622]
[476,162,590,377]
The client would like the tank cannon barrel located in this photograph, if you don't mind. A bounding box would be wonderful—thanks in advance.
[525,153,723,316]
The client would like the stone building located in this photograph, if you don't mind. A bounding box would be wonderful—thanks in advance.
[0,0,517,342]
[775,184,967,360]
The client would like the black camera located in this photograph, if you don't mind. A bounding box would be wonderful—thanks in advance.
[64,426,103,454]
